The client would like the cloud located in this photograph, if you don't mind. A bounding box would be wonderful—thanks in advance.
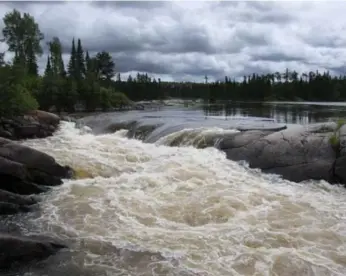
[0,1,346,82]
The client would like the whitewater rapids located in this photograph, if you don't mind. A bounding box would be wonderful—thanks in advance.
[20,121,346,276]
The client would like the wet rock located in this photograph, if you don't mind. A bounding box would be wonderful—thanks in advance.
[0,234,67,269]
[0,137,72,180]
[0,137,72,202]
[0,110,61,140]
[0,174,49,195]
[0,202,32,215]
[27,110,60,127]
[221,125,337,183]
[0,129,12,139]
[0,189,37,206]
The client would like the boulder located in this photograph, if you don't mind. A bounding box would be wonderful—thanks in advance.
[27,110,60,127]
[0,110,61,140]
[0,234,66,269]
[0,174,49,195]
[0,137,72,181]
[219,125,337,183]
[0,137,72,205]
[0,189,37,206]
[0,202,32,215]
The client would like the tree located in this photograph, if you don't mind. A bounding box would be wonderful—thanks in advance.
[48,37,65,77]
[26,38,38,76]
[44,55,52,77]
[67,38,76,79]
[95,51,115,81]
[85,50,91,72]
[76,38,85,79]
[2,9,43,73]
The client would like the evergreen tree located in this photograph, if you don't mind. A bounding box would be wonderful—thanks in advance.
[67,38,76,79]
[48,37,65,77]
[76,38,85,79]
[85,50,91,72]
[2,10,43,75]
[44,55,52,76]
[25,39,38,76]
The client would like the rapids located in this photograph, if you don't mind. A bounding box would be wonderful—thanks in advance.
[16,121,346,276]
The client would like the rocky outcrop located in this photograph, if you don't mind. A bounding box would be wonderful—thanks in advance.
[218,124,338,183]
[0,110,61,140]
[0,136,73,269]
[90,118,346,184]
[0,234,66,269]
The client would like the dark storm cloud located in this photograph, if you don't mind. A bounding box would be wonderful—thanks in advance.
[252,52,306,63]
[1,1,346,81]
[91,1,167,9]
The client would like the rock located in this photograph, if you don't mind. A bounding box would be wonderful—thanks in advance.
[333,156,346,183]
[221,126,336,183]
[0,174,49,195]
[0,189,37,206]
[27,110,60,127]
[13,123,40,139]
[0,137,72,180]
[0,202,32,215]
[0,129,13,139]
[0,137,72,198]
[0,234,66,269]
[0,110,61,140]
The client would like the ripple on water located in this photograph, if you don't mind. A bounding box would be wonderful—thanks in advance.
[18,121,346,276]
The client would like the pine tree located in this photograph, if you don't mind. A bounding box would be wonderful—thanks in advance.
[85,50,91,72]
[67,38,76,78]
[26,39,38,76]
[48,37,65,77]
[44,55,52,77]
[76,38,85,79]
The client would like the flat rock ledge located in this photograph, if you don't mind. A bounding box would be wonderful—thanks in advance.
[98,120,346,185]
[0,136,73,269]
[0,110,60,140]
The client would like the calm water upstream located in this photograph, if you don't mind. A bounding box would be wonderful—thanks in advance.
[9,101,346,275]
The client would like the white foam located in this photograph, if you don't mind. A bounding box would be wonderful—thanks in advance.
[22,121,346,276]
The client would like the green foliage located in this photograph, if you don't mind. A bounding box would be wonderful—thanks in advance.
[67,38,76,79]
[95,51,115,81]
[0,81,38,116]
[2,9,43,75]
[330,134,339,147]
[329,119,346,153]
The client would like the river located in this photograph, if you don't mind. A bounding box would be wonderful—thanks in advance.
[13,102,346,275]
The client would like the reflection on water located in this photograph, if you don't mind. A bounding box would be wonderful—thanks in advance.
[202,102,346,124]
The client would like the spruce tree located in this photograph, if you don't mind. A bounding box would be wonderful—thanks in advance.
[26,39,38,76]
[48,37,65,77]
[85,50,91,72]
[44,55,52,77]
[76,38,85,79]
[67,38,76,79]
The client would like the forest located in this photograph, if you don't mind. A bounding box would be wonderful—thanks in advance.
[0,9,346,116]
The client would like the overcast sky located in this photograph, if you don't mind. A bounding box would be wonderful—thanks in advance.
[0,1,346,82]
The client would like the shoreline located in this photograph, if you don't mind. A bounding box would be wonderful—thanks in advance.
[1,107,346,271]
[0,111,74,272]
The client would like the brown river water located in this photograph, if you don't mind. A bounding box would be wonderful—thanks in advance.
[13,102,346,276]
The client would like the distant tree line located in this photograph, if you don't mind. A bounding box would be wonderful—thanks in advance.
[0,9,345,117]
[121,69,346,102]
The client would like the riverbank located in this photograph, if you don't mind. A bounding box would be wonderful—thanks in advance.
[78,110,346,185]
[2,106,346,273]
[0,111,74,271]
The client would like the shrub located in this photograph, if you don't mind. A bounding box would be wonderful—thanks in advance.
[0,83,38,116]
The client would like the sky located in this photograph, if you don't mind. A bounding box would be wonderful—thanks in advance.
[0,1,346,82]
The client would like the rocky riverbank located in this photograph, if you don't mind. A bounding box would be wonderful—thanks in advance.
[78,112,346,185]
[0,111,73,271]
[0,110,61,140]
